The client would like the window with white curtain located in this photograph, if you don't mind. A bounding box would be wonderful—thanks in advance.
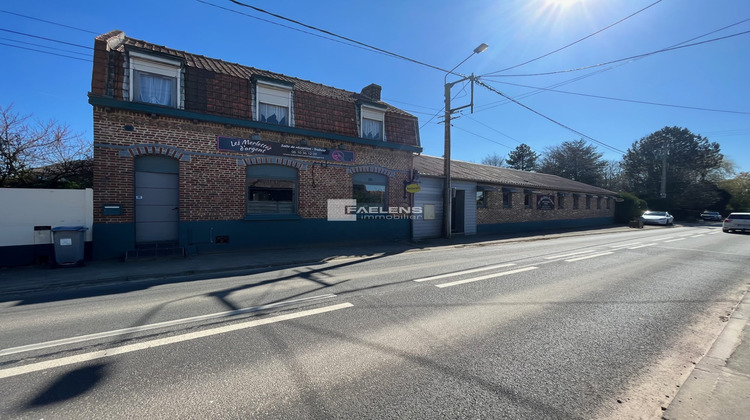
[256,81,292,126]
[129,51,181,108]
[360,105,385,140]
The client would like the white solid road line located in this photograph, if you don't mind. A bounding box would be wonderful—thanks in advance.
[413,263,516,282]
[664,238,687,243]
[564,251,615,262]
[610,242,641,248]
[543,249,598,260]
[0,294,337,358]
[691,234,706,238]
[628,243,657,249]
[436,267,538,288]
[0,303,353,380]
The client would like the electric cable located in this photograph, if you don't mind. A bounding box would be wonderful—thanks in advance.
[495,0,664,74]
[0,9,99,35]
[0,28,92,49]
[224,0,454,74]
[474,78,626,154]
[0,42,91,62]
[482,79,750,115]
[482,30,750,78]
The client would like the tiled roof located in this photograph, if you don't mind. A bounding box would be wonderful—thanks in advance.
[414,155,616,195]
[98,30,414,118]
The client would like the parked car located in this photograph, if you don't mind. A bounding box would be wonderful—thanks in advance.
[639,210,674,226]
[700,211,722,221]
[723,212,750,233]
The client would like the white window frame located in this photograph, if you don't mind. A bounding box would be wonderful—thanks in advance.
[256,80,293,126]
[360,105,385,141]
[128,51,182,108]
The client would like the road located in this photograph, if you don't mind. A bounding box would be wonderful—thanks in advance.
[1,225,748,419]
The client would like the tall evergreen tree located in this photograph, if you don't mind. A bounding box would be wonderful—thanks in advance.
[622,126,723,209]
[539,139,605,186]
[505,143,539,171]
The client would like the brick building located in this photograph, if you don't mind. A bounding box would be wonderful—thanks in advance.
[412,155,616,239]
[89,31,421,259]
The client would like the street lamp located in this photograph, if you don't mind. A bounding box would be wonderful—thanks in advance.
[443,43,488,239]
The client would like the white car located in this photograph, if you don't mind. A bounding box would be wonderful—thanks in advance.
[639,210,674,226]
[723,212,750,233]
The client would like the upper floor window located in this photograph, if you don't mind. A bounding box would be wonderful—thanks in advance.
[129,51,182,108]
[360,105,385,140]
[256,81,293,126]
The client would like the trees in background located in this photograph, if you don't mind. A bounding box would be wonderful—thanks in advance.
[505,143,539,171]
[622,126,724,212]
[539,139,606,186]
[0,104,91,188]
[481,152,505,167]
[720,172,750,211]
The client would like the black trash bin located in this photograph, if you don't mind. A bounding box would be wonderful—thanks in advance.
[52,226,87,266]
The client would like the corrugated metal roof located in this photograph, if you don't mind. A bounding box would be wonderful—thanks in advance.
[99,30,414,118]
[414,155,616,195]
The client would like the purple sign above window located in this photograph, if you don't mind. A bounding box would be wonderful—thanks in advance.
[217,136,355,162]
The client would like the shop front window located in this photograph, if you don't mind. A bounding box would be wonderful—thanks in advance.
[246,165,297,215]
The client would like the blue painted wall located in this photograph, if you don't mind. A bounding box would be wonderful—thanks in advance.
[93,218,411,259]
[477,217,615,236]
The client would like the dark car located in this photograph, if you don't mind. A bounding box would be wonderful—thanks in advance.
[700,211,722,221]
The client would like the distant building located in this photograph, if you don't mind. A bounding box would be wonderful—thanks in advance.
[412,155,616,240]
[89,30,421,259]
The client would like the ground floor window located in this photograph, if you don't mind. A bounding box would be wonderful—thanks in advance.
[524,190,532,209]
[353,173,387,209]
[476,191,487,208]
[557,194,565,209]
[246,165,297,214]
[502,189,513,208]
[573,195,580,209]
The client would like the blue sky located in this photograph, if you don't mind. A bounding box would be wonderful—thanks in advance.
[2,0,749,173]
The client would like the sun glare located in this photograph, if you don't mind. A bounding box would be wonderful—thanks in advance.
[547,0,583,8]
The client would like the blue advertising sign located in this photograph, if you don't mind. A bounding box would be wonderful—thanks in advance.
[217,136,356,162]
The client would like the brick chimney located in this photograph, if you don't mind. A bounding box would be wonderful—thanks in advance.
[360,83,382,101]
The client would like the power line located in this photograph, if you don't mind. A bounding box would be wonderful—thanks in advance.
[0,28,92,50]
[196,0,396,59]
[495,0,664,74]
[474,79,626,154]
[452,126,515,150]
[0,9,100,35]
[0,42,91,62]
[475,17,750,112]
[482,30,750,78]
[483,79,750,115]
[0,36,91,57]
[225,0,454,75]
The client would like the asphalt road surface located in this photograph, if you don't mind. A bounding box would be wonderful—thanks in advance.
[1,225,748,419]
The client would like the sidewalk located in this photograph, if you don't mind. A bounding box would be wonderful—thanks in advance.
[0,225,632,297]
[663,292,750,420]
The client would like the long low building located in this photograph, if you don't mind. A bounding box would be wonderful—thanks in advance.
[412,155,617,240]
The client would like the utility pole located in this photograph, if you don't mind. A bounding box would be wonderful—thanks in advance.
[442,43,487,239]
[660,138,668,198]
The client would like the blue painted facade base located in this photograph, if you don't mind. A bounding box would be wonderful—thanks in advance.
[93,218,410,260]
[477,217,615,236]
[1,243,93,267]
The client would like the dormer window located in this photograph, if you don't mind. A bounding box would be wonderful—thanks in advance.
[129,51,182,108]
[360,105,385,141]
[256,80,293,126]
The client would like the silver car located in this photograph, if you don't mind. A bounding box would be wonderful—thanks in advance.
[639,210,674,226]
[723,212,750,233]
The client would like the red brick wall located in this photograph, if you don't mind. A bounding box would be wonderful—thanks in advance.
[184,68,252,120]
[93,108,414,223]
[477,189,615,225]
